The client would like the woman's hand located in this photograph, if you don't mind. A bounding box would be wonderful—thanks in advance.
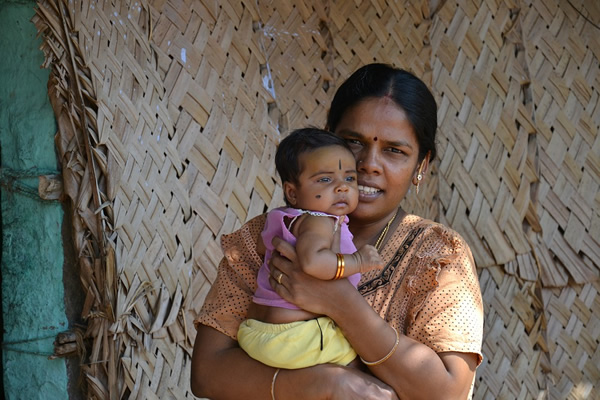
[277,363,399,400]
[269,236,355,316]
[323,364,399,400]
[334,372,399,400]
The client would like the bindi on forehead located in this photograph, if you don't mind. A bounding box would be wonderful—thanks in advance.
[374,137,378,141]
[316,195,321,198]
[339,159,342,170]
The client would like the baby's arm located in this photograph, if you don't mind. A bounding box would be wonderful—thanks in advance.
[293,215,383,280]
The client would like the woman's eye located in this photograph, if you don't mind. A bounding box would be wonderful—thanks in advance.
[387,147,405,154]
[346,139,362,146]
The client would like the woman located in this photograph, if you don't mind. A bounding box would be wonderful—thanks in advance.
[191,63,484,399]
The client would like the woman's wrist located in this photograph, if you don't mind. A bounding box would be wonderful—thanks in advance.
[271,368,281,400]
[359,326,400,366]
[273,365,335,400]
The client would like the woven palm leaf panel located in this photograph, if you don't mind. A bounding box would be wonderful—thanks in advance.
[432,0,600,399]
[33,0,599,398]
[522,1,600,398]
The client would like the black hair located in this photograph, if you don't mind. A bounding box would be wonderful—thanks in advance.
[275,127,352,187]
[327,63,438,163]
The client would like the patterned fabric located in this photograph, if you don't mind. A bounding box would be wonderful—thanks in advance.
[195,213,484,364]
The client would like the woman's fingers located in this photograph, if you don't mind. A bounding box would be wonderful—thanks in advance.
[310,364,399,400]
[269,270,292,301]
[270,251,295,279]
[271,236,297,263]
[268,238,296,297]
[270,269,285,287]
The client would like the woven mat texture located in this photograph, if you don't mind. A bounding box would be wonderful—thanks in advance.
[432,1,599,398]
[33,0,599,398]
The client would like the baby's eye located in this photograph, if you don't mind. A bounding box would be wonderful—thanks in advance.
[317,177,332,183]
[345,176,356,182]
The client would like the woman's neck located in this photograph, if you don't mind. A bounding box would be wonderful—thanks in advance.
[349,208,406,249]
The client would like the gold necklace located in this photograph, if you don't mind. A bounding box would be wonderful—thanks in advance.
[374,210,398,251]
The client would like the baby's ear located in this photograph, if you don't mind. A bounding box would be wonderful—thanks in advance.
[283,182,298,206]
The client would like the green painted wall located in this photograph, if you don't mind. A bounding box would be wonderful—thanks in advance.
[0,1,70,399]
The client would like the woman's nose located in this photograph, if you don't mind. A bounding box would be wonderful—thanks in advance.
[357,148,382,174]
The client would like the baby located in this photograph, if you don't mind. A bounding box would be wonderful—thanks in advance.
[237,127,383,369]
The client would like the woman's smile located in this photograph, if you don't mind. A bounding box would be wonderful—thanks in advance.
[357,184,382,197]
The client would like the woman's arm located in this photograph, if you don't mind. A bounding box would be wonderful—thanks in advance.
[270,237,479,400]
[191,325,277,399]
[328,289,478,400]
[191,324,399,399]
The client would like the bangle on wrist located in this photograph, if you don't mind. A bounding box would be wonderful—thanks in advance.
[359,326,400,367]
[333,253,345,280]
[271,368,280,400]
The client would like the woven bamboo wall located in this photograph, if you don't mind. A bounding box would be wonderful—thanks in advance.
[33,0,598,399]
[432,1,600,398]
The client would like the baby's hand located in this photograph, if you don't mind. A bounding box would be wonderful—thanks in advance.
[355,244,384,273]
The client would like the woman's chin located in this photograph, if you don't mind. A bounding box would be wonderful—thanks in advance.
[350,202,380,221]
[352,195,401,223]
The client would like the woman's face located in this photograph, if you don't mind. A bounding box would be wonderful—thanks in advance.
[333,96,422,225]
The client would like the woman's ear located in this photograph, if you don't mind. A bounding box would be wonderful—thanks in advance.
[420,153,430,175]
[412,153,430,185]
[283,182,298,206]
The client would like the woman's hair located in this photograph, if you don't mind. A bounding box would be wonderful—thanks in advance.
[326,63,438,163]
[275,127,352,186]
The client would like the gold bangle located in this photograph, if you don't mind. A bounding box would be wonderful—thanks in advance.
[271,368,280,400]
[359,327,400,367]
[333,253,345,280]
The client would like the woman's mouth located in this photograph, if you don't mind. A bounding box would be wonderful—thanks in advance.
[358,185,381,195]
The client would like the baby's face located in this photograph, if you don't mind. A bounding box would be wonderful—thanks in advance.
[285,145,358,216]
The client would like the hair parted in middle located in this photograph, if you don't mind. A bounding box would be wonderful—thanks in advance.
[326,63,438,164]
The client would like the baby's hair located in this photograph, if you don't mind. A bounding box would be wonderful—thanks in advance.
[275,127,352,187]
